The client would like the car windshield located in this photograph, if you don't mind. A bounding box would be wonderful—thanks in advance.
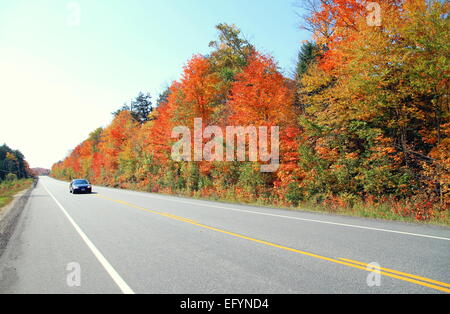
[73,180,89,185]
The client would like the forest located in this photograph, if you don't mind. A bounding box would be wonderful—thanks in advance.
[0,144,34,208]
[0,144,31,182]
[51,0,449,223]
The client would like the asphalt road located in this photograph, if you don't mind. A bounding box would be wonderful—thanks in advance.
[0,176,449,294]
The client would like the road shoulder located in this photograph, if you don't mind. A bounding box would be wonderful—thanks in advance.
[0,179,36,257]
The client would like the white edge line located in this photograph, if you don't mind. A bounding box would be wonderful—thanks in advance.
[104,187,450,242]
[42,182,135,294]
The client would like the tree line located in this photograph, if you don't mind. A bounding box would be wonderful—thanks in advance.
[0,144,32,181]
[51,0,449,222]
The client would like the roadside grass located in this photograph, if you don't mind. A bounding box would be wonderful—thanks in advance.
[298,200,450,227]
[172,190,450,227]
[0,179,34,210]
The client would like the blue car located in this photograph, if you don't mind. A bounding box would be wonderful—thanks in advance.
[69,179,92,194]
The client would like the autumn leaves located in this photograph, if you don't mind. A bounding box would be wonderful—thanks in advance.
[52,1,449,223]
[171,118,281,172]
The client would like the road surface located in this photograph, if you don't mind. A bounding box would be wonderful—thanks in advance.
[0,176,449,293]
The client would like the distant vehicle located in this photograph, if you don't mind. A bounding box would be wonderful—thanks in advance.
[69,179,92,194]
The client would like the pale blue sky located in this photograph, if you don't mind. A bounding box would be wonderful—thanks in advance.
[0,0,310,168]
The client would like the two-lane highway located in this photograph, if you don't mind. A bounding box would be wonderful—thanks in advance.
[0,176,449,293]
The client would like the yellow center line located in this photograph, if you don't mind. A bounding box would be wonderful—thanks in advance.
[95,193,450,293]
[95,194,198,224]
[338,258,450,288]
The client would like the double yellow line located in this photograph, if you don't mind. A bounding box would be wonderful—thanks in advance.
[95,194,450,293]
